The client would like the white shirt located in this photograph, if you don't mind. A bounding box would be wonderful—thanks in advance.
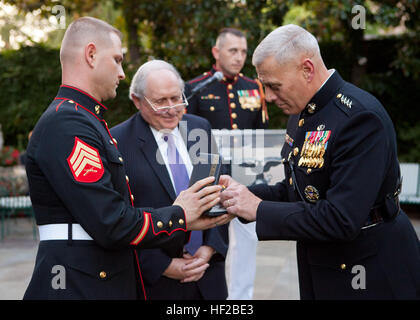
[150,126,193,190]
[317,69,336,93]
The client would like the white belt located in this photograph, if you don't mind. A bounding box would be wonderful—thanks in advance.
[39,224,93,241]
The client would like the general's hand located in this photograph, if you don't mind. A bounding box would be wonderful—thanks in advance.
[218,175,240,189]
[173,176,221,229]
[220,182,262,221]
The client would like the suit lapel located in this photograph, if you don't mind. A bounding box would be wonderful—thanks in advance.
[135,114,177,201]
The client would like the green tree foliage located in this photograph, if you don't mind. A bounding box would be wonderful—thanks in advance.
[0,45,61,149]
[1,0,420,161]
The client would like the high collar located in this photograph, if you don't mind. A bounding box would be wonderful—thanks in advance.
[302,71,345,116]
[211,65,239,84]
[56,85,108,120]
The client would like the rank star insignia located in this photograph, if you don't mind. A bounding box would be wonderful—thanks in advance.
[336,93,352,108]
[67,137,104,183]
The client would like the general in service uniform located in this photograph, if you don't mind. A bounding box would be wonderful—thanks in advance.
[185,67,268,130]
[23,85,188,299]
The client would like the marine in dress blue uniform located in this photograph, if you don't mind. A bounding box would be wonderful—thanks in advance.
[185,67,268,130]
[248,70,420,299]
[23,85,189,299]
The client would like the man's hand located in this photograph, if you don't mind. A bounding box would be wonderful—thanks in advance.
[163,246,216,283]
[187,212,235,231]
[173,176,221,228]
[180,246,215,283]
[219,176,262,221]
[219,174,240,189]
[163,256,209,282]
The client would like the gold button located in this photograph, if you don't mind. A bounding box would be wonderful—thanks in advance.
[293,147,299,156]
[289,177,293,185]
[68,100,74,104]
[232,123,238,130]
[119,157,123,163]
[340,264,346,270]
[299,119,304,127]
[307,168,312,174]
[229,93,235,99]
[239,73,243,77]
[157,221,163,228]
[179,219,184,225]
[95,105,101,114]
[169,220,173,227]
[130,194,134,201]
[125,175,129,183]
[231,113,237,119]
[113,138,118,145]
[109,139,114,145]
[337,93,342,99]
[230,102,236,109]
[210,106,215,111]
[99,271,107,279]
[227,84,233,90]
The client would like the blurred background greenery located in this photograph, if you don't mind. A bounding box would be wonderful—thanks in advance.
[0,0,419,161]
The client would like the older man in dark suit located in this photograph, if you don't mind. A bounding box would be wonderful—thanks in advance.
[111,60,229,300]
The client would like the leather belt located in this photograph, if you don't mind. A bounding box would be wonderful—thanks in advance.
[39,224,93,241]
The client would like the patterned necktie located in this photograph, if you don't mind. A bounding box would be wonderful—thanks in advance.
[164,134,202,254]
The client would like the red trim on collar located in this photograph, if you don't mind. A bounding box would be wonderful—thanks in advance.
[239,75,257,84]
[60,84,108,110]
[189,72,212,84]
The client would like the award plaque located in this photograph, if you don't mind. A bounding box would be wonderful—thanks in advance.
[189,153,227,216]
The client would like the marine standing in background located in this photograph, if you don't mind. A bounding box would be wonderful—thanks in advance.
[185,27,268,300]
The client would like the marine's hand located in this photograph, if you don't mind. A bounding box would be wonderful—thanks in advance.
[218,175,240,189]
[173,176,221,229]
[187,212,235,231]
[220,182,261,221]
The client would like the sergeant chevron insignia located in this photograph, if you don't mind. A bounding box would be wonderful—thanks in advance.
[67,137,104,183]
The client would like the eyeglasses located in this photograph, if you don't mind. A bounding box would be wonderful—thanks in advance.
[144,92,189,114]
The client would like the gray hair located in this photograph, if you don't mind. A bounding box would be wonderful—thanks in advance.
[129,59,184,100]
[252,24,321,67]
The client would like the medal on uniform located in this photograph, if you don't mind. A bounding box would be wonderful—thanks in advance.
[298,130,331,168]
[237,89,261,110]
[304,185,320,203]
[285,133,294,147]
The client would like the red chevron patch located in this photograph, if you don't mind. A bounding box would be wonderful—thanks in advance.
[67,137,104,183]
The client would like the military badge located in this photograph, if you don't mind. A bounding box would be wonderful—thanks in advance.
[336,93,352,108]
[67,137,104,183]
[285,133,294,147]
[304,185,320,203]
[200,94,221,100]
[298,130,331,168]
[237,89,261,111]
